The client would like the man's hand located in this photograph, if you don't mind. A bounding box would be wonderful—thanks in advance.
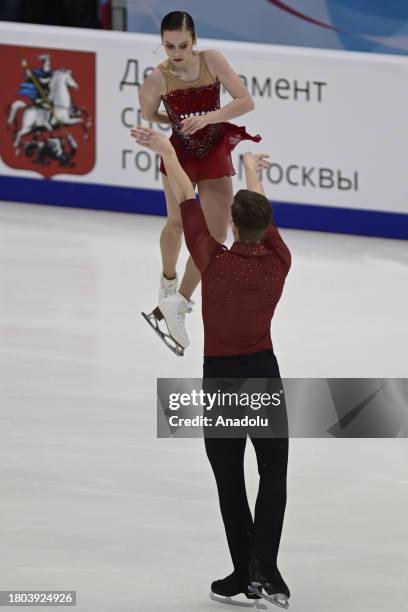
[130,127,174,155]
[243,152,270,196]
[243,152,270,173]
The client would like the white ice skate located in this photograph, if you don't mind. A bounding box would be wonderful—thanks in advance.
[158,272,179,303]
[141,292,193,357]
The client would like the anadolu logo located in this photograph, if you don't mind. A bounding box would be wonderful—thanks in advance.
[0,45,95,179]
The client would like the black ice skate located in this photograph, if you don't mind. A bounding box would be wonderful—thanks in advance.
[141,293,194,357]
[209,572,266,609]
[248,558,290,609]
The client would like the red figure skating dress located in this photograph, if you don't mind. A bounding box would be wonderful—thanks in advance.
[157,51,261,181]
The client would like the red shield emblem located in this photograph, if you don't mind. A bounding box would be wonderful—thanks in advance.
[0,45,95,179]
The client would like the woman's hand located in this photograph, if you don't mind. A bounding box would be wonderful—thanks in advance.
[130,127,174,155]
[180,112,215,136]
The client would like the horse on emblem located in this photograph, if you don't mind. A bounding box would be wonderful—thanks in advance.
[7,67,91,147]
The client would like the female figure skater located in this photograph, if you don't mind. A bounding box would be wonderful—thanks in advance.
[138,10,260,356]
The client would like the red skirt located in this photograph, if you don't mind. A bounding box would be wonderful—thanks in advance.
[160,122,261,182]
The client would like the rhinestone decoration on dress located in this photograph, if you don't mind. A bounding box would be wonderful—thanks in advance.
[162,83,224,158]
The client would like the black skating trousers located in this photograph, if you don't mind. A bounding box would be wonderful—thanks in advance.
[203,349,288,584]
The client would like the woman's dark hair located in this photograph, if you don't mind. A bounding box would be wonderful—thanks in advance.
[160,11,196,41]
[231,190,272,242]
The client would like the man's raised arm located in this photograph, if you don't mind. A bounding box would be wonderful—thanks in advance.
[131,127,195,203]
[243,152,269,197]
[242,152,290,270]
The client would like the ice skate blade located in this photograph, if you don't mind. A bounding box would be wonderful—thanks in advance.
[210,591,266,608]
[248,585,288,609]
[141,311,184,357]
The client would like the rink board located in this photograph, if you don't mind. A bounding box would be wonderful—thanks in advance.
[0,22,407,239]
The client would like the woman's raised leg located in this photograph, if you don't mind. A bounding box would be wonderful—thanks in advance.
[197,176,233,244]
[160,174,201,301]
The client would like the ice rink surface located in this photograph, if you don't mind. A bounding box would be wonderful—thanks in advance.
[0,200,407,611]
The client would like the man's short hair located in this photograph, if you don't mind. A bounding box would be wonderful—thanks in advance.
[231,189,272,242]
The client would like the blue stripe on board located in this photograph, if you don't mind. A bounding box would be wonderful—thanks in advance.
[0,175,407,240]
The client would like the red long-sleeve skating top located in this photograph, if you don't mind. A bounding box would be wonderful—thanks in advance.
[180,198,291,356]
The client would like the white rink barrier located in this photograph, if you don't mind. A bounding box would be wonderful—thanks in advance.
[1,22,407,238]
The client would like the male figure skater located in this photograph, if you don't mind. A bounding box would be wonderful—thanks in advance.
[131,127,291,609]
